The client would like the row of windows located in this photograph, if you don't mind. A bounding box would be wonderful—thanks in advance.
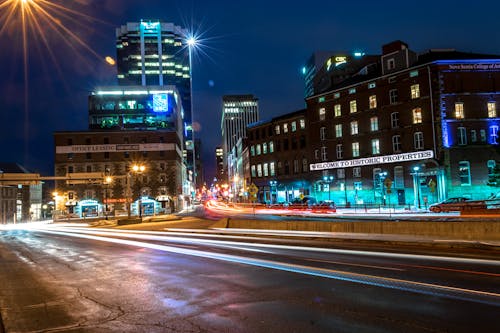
[66,137,165,145]
[67,150,166,160]
[250,136,307,156]
[458,160,497,186]
[315,133,426,161]
[454,102,497,119]
[318,84,422,120]
[274,119,306,135]
[456,126,498,145]
[251,159,309,178]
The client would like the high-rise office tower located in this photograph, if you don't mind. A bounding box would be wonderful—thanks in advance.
[221,95,259,167]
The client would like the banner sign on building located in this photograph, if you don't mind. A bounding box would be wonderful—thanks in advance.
[310,150,434,171]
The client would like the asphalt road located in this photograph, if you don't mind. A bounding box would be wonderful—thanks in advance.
[0,224,499,333]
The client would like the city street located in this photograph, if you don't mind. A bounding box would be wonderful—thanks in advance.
[1,223,499,332]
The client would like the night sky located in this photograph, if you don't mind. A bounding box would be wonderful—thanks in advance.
[1,0,499,182]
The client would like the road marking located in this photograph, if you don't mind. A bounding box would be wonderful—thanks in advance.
[303,258,405,272]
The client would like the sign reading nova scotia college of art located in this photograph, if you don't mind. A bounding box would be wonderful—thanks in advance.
[309,150,434,171]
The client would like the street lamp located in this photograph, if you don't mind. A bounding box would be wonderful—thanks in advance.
[413,166,421,209]
[269,180,277,204]
[379,171,388,205]
[103,176,113,220]
[126,164,146,218]
[187,36,197,199]
[323,176,334,201]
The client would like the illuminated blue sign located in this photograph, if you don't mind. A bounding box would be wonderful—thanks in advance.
[141,21,160,33]
[153,94,168,112]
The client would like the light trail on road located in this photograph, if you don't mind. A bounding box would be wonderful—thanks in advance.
[27,225,500,306]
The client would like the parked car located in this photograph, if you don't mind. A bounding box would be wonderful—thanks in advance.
[429,197,486,213]
[311,201,337,213]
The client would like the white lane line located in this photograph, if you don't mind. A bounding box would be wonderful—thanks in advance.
[29,228,500,306]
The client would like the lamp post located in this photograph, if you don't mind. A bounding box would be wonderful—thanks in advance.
[187,36,197,200]
[323,176,333,201]
[103,176,112,220]
[413,166,421,209]
[126,164,146,218]
[269,180,277,204]
[379,171,387,205]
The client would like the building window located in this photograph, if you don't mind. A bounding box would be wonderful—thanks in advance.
[471,130,477,143]
[319,108,326,121]
[389,89,398,104]
[283,123,289,133]
[104,152,110,159]
[337,169,345,179]
[480,129,486,142]
[269,141,274,153]
[410,84,420,99]
[257,164,262,177]
[371,139,380,154]
[410,70,419,77]
[251,165,256,177]
[350,121,359,135]
[412,107,422,124]
[414,132,424,149]
[353,167,361,178]
[275,125,280,135]
[300,118,306,129]
[370,116,379,131]
[315,149,319,160]
[250,145,255,156]
[369,95,377,109]
[349,88,356,94]
[488,102,497,118]
[487,160,496,177]
[334,104,341,117]
[352,142,360,157]
[256,144,261,155]
[67,153,73,160]
[394,166,404,188]
[491,125,499,144]
[335,124,343,138]
[368,82,376,89]
[291,121,297,132]
[263,142,268,154]
[67,166,74,173]
[302,158,308,172]
[391,112,399,128]
[458,127,467,145]
[320,126,327,141]
[334,92,340,99]
[293,160,299,174]
[336,143,344,160]
[264,163,269,177]
[392,135,402,152]
[270,162,276,176]
[387,58,395,70]
[321,146,328,161]
[459,161,471,186]
[455,102,464,119]
[349,100,357,113]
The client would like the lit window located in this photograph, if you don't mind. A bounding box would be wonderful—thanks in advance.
[488,102,497,118]
[353,167,361,178]
[293,160,299,173]
[350,121,358,135]
[263,163,269,177]
[455,102,464,119]
[321,146,328,161]
[394,166,404,188]
[480,129,486,142]
[487,160,496,176]
[270,162,276,176]
[319,108,326,121]
[391,112,399,128]
[283,123,289,133]
[320,127,327,140]
[300,119,306,129]
[275,125,280,135]
[291,121,297,132]
[335,124,343,138]
[411,84,420,99]
[412,107,422,124]
[257,164,262,177]
[458,127,467,145]
[369,95,377,109]
[334,92,340,99]
[491,125,499,144]
[337,169,345,179]
[256,144,261,155]
[414,132,424,149]
[318,96,325,102]
[410,70,419,77]
[250,145,255,156]
[459,161,471,186]
[349,88,356,94]
[389,89,398,104]
[392,135,401,152]
[368,82,376,89]
[263,142,268,154]
[336,144,343,159]
[334,104,341,117]
[370,116,379,131]
[350,100,357,113]
[269,141,274,153]
[352,142,360,157]
[251,165,256,177]
[371,139,380,154]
